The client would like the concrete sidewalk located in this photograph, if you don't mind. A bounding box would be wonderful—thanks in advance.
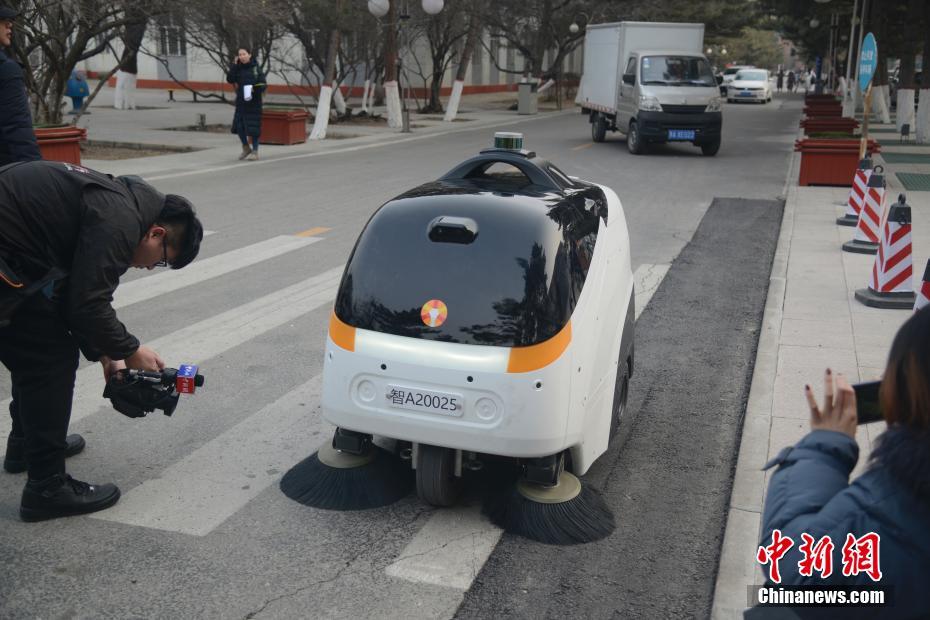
[711,118,930,617]
[73,86,566,178]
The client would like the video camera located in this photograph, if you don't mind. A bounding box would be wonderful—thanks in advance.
[103,364,204,418]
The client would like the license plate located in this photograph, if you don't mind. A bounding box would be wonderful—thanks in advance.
[386,384,463,417]
[739,91,753,97]
[668,129,695,141]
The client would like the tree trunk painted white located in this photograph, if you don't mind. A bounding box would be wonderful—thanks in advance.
[114,70,125,109]
[872,84,891,124]
[310,85,333,140]
[385,80,402,128]
[360,79,371,114]
[443,80,465,122]
[114,71,138,110]
[333,86,347,116]
[897,89,916,132]
[837,76,847,100]
[843,86,859,118]
[537,78,555,95]
[124,72,137,110]
[917,89,930,143]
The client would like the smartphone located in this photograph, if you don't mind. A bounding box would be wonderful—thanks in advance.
[853,380,883,424]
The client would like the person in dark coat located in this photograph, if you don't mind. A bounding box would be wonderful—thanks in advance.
[786,70,796,93]
[0,5,40,166]
[226,46,266,161]
[776,70,784,92]
[0,160,203,521]
[752,307,930,619]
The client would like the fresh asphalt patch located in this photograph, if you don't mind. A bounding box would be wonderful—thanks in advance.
[455,197,784,619]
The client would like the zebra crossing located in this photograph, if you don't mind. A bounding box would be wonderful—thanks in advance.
[3,226,668,594]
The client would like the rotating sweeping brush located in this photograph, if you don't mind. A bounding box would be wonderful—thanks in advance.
[483,471,615,545]
[280,443,414,510]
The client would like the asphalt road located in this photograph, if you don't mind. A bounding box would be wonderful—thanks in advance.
[0,93,801,619]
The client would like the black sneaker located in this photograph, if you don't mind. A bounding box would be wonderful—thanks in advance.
[20,473,120,522]
[4,434,86,474]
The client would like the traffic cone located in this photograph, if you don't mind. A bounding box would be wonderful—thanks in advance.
[837,159,874,227]
[842,170,885,254]
[915,260,930,312]
[855,194,916,309]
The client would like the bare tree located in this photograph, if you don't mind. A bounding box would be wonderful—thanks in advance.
[9,0,151,125]
[444,0,481,121]
[480,0,604,85]
[404,0,468,113]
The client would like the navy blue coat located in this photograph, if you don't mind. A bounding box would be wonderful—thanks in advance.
[226,60,266,137]
[759,428,930,618]
[0,49,41,166]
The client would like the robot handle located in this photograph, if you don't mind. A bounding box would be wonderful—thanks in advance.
[439,151,566,192]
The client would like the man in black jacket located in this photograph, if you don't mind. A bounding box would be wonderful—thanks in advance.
[0,5,41,165]
[0,160,203,521]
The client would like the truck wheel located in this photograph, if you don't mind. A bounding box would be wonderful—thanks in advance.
[627,120,645,154]
[591,114,607,142]
[416,444,460,507]
[700,138,721,156]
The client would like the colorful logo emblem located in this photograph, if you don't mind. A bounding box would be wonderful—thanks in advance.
[421,299,448,327]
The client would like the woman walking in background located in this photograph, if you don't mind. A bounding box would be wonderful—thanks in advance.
[776,70,784,93]
[227,46,266,161]
[786,70,795,93]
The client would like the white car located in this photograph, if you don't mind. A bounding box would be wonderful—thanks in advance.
[719,65,754,95]
[727,69,772,103]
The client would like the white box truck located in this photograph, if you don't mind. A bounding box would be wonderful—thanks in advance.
[575,22,723,156]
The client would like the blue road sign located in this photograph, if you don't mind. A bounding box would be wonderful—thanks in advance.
[859,32,877,93]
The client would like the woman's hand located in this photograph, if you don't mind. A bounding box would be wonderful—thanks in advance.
[805,368,858,439]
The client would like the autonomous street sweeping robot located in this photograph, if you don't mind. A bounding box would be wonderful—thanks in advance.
[281,133,635,544]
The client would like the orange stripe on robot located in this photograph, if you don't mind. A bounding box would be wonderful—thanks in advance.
[506,321,572,374]
[329,311,356,352]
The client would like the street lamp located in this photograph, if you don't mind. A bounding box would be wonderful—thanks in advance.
[367,0,446,132]
[569,12,590,35]
[368,0,388,17]
[421,0,443,15]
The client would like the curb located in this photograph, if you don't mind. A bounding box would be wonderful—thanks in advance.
[710,140,798,620]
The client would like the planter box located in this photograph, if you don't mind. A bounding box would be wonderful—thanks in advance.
[35,125,87,164]
[261,109,309,145]
[800,116,860,136]
[803,105,843,117]
[805,94,840,104]
[794,138,881,187]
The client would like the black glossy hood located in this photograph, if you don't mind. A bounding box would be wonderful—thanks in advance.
[334,178,607,348]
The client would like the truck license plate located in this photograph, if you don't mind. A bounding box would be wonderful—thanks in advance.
[385,384,463,417]
[668,129,695,141]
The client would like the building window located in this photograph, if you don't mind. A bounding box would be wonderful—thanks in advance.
[158,16,187,57]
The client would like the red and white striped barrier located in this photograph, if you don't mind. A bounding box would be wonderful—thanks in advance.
[837,160,874,227]
[843,171,885,254]
[856,195,917,309]
[916,260,930,312]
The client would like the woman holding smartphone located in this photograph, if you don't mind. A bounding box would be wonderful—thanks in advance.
[754,307,930,617]
[226,46,266,161]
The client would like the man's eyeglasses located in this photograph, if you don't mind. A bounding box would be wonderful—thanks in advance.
[154,236,169,268]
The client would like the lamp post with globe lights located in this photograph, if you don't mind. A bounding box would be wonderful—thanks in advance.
[367,0,444,132]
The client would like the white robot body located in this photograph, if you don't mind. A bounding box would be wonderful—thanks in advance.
[322,178,633,475]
